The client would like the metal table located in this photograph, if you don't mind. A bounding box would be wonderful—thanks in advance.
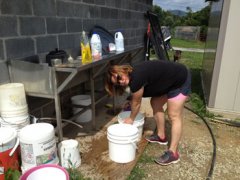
[9,47,143,141]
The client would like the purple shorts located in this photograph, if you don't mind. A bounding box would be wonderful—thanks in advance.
[167,70,191,99]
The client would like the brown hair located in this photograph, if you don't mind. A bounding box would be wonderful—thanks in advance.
[105,64,133,96]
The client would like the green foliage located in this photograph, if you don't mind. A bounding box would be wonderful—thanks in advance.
[152,5,211,28]
[127,166,145,180]
[138,152,154,163]
[66,159,90,180]
[4,168,21,180]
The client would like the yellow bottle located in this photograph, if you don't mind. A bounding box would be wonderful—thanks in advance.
[81,31,92,64]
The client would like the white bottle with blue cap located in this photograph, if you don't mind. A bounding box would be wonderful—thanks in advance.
[90,33,102,60]
[115,31,124,52]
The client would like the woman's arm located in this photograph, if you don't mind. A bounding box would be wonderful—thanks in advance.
[124,87,144,124]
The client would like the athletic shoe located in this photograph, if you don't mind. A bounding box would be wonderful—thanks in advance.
[155,150,180,165]
[145,135,168,145]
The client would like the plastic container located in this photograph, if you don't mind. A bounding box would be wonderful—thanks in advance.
[115,31,124,52]
[19,123,59,171]
[20,164,69,180]
[0,116,30,136]
[90,33,102,60]
[71,95,92,123]
[58,139,81,168]
[107,124,138,163]
[81,31,92,64]
[0,127,20,179]
[0,83,28,117]
[117,111,145,142]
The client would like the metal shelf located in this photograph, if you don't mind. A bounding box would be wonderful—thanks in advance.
[8,47,143,141]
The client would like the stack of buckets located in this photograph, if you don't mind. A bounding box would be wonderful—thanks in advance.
[117,111,145,142]
[0,83,30,178]
[71,95,92,123]
[107,111,145,163]
[0,83,30,134]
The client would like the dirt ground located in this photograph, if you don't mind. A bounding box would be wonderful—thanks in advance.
[63,97,240,180]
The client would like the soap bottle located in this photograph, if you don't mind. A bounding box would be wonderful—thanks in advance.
[115,31,124,52]
[81,31,92,64]
[90,33,102,60]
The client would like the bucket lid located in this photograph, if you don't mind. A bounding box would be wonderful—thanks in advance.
[0,127,17,144]
[19,123,54,142]
[107,124,138,137]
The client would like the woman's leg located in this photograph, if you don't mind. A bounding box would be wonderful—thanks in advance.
[150,95,168,139]
[167,95,187,153]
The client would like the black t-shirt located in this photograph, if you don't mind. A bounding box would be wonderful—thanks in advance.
[129,60,188,97]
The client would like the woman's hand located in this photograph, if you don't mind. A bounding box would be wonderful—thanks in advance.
[123,117,134,124]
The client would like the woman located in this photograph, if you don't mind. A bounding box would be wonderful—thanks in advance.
[105,60,191,165]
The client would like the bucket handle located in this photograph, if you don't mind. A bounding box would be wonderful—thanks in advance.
[9,138,19,157]
[127,139,138,149]
[30,115,38,124]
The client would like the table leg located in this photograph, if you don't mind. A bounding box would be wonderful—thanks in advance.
[90,69,96,130]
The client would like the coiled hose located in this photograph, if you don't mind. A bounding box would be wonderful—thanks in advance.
[184,106,216,180]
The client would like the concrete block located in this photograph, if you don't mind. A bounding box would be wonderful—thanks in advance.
[6,38,34,59]
[20,17,45,35]
[67,19,83,33]
[46,18,66,34]
[59,34,81,51]
[36,36,58,54]
[0,16,17,37]
[57,1,82,17]
[1,0,32,15]
[33,0,56,16]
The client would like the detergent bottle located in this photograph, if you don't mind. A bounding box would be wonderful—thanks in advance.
[115,31,124,52]
[90,33,102,60]
[81,31,92,64]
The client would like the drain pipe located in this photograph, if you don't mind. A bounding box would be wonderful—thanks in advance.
[184,106,216,180]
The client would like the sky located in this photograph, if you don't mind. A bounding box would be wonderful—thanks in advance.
[153,0,209,12]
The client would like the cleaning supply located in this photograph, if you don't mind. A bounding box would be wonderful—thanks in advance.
[115,31,124,52]
[90,33,102,60]
[81,31,92,64]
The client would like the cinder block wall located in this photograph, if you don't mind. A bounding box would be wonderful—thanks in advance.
[0,0,152,118]
[0,0,152,62]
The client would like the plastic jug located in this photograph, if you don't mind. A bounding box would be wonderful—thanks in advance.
[90,33,102,60]
[81,31,92,64]
[115,31,124,52]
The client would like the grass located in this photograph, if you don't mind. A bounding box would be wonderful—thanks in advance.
[171,38,206,49]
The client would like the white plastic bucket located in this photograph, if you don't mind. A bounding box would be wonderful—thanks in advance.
[107,124,138,163]
[0,83,28,117]
[20,164,69,180]
[0,116,30,135]
[19,123,59,171]
[58,139,81,168]
[0,127,18,153]
[1,114,29,124]
[117,111,145,142]
[71,95,92,123]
